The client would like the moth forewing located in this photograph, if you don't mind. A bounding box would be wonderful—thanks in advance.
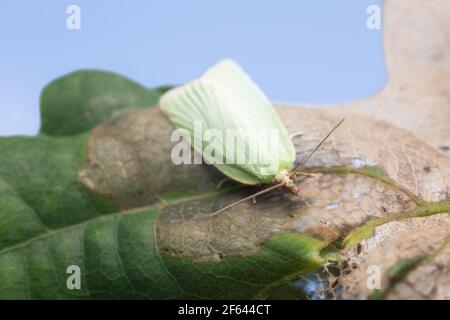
[159,59,344,216]
[160,59,296,185]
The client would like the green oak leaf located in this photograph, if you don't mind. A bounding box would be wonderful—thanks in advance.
[0,71,326,299]
[40,69,167,136]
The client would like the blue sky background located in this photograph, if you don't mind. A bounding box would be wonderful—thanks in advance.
[0,0,385,136]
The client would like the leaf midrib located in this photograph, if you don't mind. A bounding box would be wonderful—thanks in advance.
[0,188,236,256]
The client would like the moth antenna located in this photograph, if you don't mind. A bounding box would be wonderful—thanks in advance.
[289,118,345,178]
[210,183,284,217]
[210,118,345,217]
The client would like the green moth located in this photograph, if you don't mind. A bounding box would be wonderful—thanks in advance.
[160,59,343,214]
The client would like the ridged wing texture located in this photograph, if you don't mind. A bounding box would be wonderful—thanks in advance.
[160,60,295,184]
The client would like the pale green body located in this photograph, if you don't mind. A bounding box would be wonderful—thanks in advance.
[160,60,295,185]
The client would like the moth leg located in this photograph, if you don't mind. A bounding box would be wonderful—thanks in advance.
[251,197,257,204]
[216,177,231,189]
[289,131,305,139]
